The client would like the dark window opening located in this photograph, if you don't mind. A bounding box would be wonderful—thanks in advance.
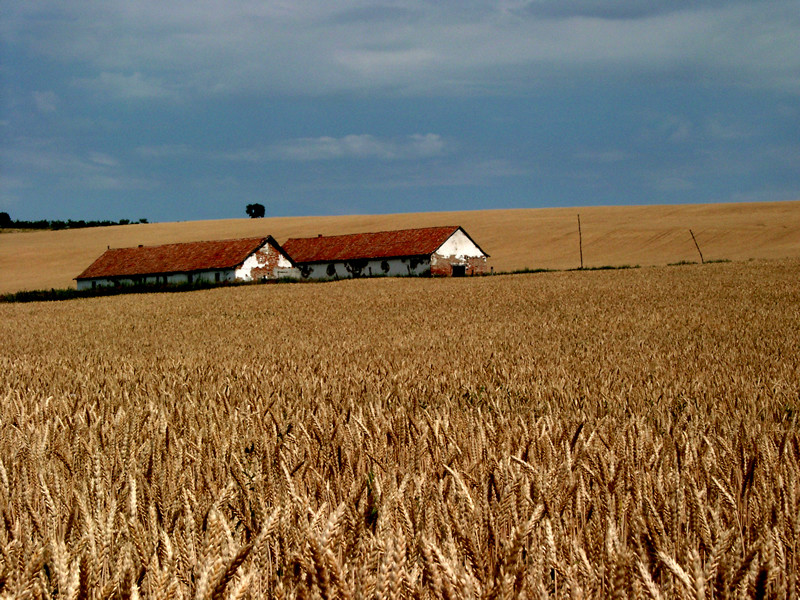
[452,265,466,277]
[215,272,221,283]
[345,259,368,277]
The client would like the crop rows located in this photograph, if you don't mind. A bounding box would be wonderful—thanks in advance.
[1,260,799,598]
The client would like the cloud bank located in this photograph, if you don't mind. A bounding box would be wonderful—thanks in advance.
[5,1,799,99]
[3,1,799,221]
[270,134,446,161]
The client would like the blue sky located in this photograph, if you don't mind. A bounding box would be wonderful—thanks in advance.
[2,1,799,222]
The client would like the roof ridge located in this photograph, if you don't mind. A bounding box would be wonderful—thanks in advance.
[284,225,459,242]
[281,225,467,264]
[106,235,269,251]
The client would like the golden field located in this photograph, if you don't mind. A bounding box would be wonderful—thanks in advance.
[2,200,800,293]
[1,260,798,598]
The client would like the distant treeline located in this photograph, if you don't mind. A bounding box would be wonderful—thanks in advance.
[0,212,148,230]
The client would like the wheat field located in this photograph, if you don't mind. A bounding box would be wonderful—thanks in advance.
[1,260,799,598]
[2,200,800,293]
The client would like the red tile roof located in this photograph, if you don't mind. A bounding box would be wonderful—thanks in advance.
[282,226,464,264]
[76,237,272,280]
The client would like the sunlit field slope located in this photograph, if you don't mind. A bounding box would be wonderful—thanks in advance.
[1,261,799,597]
[2,200,799,293]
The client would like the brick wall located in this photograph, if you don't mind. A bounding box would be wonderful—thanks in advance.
[243,244,284,281]
[430,254,489,276]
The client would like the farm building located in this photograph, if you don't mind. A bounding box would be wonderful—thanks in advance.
[75,236,298,290]
[281,225,489,279]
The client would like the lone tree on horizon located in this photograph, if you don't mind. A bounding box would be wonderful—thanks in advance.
[246,203,265,219]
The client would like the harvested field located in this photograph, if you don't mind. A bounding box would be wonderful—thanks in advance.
[1,260,799,598]
[2,200,800,293]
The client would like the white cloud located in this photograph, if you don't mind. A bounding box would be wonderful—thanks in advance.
[89,152,119,167]
[729,187,800,204]
[668,121,692,143]
[334,48,436,77]
[640,114,694,144]
[576,150,629,163]
[135,144,192,158]
[766,145,800,169]
[6,1,798,98]
[705,117,754,141]
[73,72,176,100]
[408,134,446,157]
[0,176,27,191]
[655,176,694,192]
[231,133,447,162]
[422,158,530,186]
[33,91,58,113]
[290,156,530,193]
[1,138,153,191]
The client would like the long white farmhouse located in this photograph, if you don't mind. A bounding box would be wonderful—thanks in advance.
[75,236,298,290]
[281,226,489,279]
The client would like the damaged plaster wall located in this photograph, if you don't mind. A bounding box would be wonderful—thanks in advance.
[430,229,488,276]
[237,243,299,281]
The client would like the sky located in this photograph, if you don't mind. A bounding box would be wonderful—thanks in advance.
[1,1,799,222]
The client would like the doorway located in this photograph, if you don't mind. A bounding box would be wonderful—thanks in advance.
[452,265,466,277]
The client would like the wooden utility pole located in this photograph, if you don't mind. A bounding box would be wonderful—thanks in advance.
[689,229,704,264]
[578,214,584,269]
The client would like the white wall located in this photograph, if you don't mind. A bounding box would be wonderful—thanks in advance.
[434,229,485,258]
[300,256,430,280]
[238,249,260,281]
[236,245,300,281]
[275,252,297,278]
[429,228,489,275]
[191,270,236,284]
[77,269,236,290]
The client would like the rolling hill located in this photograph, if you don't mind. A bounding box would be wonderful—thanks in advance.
[2,200,799,293]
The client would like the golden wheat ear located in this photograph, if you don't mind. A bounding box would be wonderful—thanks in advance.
[3,258,799,598]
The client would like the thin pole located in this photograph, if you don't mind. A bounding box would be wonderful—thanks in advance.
[689,229,704,264]
[578,214,584,269]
